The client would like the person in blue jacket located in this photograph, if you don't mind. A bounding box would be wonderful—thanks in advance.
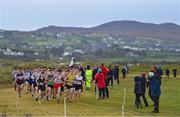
[134,76,142,108]
[149,72,161,113]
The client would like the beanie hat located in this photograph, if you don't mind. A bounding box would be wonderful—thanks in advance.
[97,68,102,73]
[149,72,154,78]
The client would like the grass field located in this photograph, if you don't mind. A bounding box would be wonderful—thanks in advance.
[0,61,180,116]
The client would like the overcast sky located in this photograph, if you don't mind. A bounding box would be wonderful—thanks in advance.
[0,0,179,31]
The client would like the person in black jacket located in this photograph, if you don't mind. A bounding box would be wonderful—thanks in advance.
[166,67,170,78]
[172,68,177,78]
[134,76,142,108]
[113,65,119,84]
[93,65,98,95]
[156,65,163,78]
[108,65,114,88]
[122,67,127,79]
[140,73,148,107]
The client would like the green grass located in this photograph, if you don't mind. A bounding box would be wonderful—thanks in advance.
[0,60,180,116]
[0,76,180,116]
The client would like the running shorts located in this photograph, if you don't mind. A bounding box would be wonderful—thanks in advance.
[54,83,61,89]
[47,84,54,89]
[74,84,82,91]
[38,85,45,91]
[65,84,73,89]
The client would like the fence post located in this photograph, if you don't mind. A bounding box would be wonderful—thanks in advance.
[64,97,66,117]
[123,88,126,106]
[122,105,124,117]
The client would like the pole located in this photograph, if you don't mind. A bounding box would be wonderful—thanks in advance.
[95,84,98,100]
[16,93,19,109]
[122,105,124,117]
[64,97,66,117]
[123,88,126,106]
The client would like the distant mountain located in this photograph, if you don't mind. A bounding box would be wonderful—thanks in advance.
[36,26,86,33]
[93,21,180,41]
[0,20,180,61]
[31,20,180,41]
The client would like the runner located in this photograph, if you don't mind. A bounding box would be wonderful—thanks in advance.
[73,68,83,101]
[54,70,63,103]
[24,68,32,94]
[11,68,18,91]
[32,69,41,100]
[14,71,25,97]
[65,69,75,102]
[46,69,54,101]
[37,71,46,103]
[61,68,68,95]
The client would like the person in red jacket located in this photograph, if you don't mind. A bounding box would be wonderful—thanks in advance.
[95,68,106,100]
[100,64,109,98]
[100,64,109,79]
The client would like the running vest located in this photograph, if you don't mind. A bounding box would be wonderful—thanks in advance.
[48,75,54,85]
[73,75,82,85]
[25,71,32,79]
[16,73,24,84]
[54,77,62,84]
[66,74,74,86]
[38,79,45,86]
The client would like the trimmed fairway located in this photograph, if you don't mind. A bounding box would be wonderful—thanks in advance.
[0,75,180,116]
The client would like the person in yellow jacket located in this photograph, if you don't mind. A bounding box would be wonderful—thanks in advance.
[85,65,93,90]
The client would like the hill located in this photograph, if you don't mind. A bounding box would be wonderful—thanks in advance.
[93,21,180,41]
[0,20,180,62]
[36,20,180,41]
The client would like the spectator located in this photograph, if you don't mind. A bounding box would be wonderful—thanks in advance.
[113,64,119,84]
[140,73,148,107]
[172,68,177,78]
[134,76,142,108]
[95,68,106,100]
[85,65,93,90]
[166,68,170,78]
[149,72,161,113]
[100,64,109,98]
[156,65,163,78]
[93,65,99,94]
[122,67,127,79]
[108,65,114,88]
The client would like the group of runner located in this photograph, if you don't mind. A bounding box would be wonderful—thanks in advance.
[11,66,84,103]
